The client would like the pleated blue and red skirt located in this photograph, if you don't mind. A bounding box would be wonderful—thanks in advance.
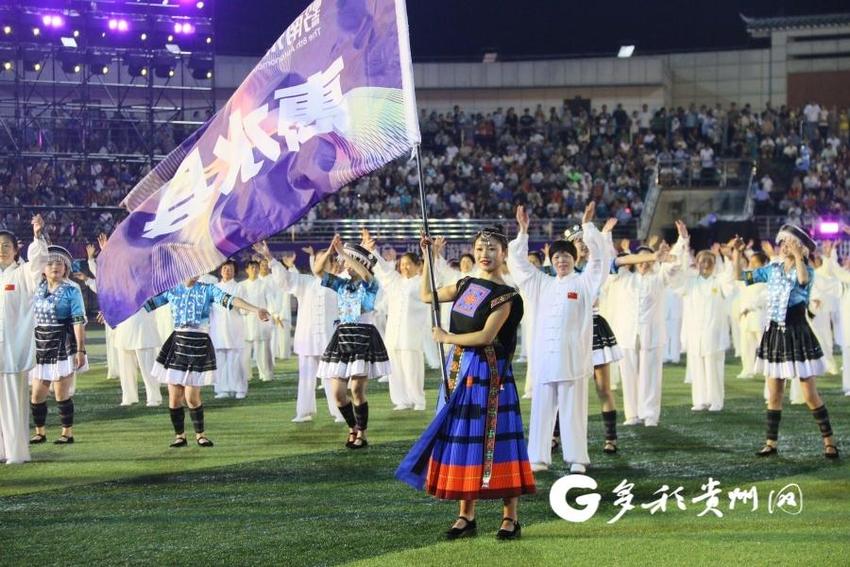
[396,346,536,500]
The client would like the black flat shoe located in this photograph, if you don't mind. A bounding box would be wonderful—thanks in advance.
[496,517,521,540]
[345,431,357,449]
[170,437,187,448]
[196,436,214,448]
[756,444,778,457]
[54,435,74,445]
[824,444,840,460]
[30,434,47,444]
[603,440,618,454]
[446,516,477,540]
[350,437,369,450]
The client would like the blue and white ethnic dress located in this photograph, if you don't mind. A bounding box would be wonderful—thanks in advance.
[316,274,391,380]
[145,282,235,386]
[31,280,89,381]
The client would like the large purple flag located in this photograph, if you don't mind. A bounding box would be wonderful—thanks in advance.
[98,0,420,326]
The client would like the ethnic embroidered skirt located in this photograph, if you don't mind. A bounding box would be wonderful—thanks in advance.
[754,304,825,380]
[152,330,217,386]
[396,345,536,500]
[317,323,391,380]
[592,314,623,367]
[30,324,89,381]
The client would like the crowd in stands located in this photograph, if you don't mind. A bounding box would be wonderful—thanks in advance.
[1,100,849,243]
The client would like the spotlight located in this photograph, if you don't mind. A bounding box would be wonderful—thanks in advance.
[140,32,147,41]
[34,62,42,71]
[23,50,48,73]
[2,61,12,71]
[206,70,212,79]
[73,30,79,37]
[197,1,205,8]
[205,36,212,44]
[3,26,12,35]
[102,65,109,74]
[118,20,128,32]
[125,53,149,78]
[33,27,40,36]
[818,220,840,237]
[51,16,64,28]
[154,54,178,78]
[188,53,213,80]
[167,34,174,41]
[140,67,147,76]
[73,64,81,73]
[108,19,117,30]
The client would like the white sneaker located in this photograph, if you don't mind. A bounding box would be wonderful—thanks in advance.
[708,406,723,412]
[291,415,313,423]
[413,405,426,411]
[530,462,549,472]
[377,377,389,383]
[845,391,850,397]
[737,373,754,379]
[623,418,640,426]
[234,393,246,400]
[146,402,162,407]
[334,416,346,423]
[644,420,658,427]
[521,393,532,400]
[393,405,410,411]
[569,463,587,474]
[691,405,708,411]
[214,393,230,399]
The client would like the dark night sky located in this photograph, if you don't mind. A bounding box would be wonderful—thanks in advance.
[215,0,850,60]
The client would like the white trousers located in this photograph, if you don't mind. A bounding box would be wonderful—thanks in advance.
[729,312,741,357]
[272,322,293,360]
[688,351,725,410]
[811,314,837,375]
[215,348,245,396]
[843,345,850,393]
[523,355,535,397]
[388,349,425,409]
[117,348,161,406]
[242,339,274,382]
[739,329,762,376]
[527,378,589,466]
[0,372,30,464]
[619,345,664,424]
[664,318,681,363]
[423,337,441,370]
[105,325,119,379]
[295,354,318,418]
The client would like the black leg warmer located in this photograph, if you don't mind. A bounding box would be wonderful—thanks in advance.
[766,409,782,442]
[57,398,74,428]
[811,405,834,438]
[338,402,356,429]
[354,402,369,431]
[189,405,205,434]
[31,401,48,428]
[602,410,618,441]
[169,406,186,435]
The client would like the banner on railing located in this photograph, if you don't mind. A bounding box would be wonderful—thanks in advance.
[97,0,420,325]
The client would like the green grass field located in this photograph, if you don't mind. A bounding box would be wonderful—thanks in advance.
[1,331,849,566]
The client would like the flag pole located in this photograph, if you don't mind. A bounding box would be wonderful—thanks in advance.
[414,144,450,400]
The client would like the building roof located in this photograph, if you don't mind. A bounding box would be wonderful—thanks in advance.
[742,12,850,36]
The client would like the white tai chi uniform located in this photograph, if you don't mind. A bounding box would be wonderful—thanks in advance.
[210,279,246,398]
[823,252,850,395]
[663,288,683,363]
[509,223,606,468]
[810,264,838,375]
[727,283,743,358]
[372,254,429,411]
[674,252,734,411]
[238,278,275,382]
[269,260,341,420]
[612,239,685,426]
[114,309,162,406]
[263,273,293,360]
[737,280,767,378]
[0,238,48,464]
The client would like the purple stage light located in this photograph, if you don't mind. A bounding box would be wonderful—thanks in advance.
[51,15,63,27]
[819,221,840,235]
[174,22,183,33]
[117,19,128,32]
[108,19,118,30]
[42,15,51,26]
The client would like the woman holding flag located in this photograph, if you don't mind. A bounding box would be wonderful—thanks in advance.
[396,226,535,541]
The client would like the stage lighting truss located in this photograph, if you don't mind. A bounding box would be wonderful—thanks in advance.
[22,48,49,73]
[58,48,86,75]
[124,52,151,78]
[153,52,178,78]
[88,52,112,76]
[188,52,213,81]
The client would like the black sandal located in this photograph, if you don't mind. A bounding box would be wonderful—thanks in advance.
[54,435,74,445]
[824,444,840,460]
[30,433,47,444]
[756,444,778,457]
[196,436,214,448]
[446,516,477,540]
[603,440,618,454]
[496,517,521,540]
[345,431,357,449]
[350,436,369,450]
[170,436,187,448]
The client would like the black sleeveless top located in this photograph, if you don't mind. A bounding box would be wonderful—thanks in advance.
[449,277,523,360]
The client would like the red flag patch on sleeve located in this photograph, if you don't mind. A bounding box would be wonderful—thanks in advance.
[4,284,15,291]
[567,291,578,300]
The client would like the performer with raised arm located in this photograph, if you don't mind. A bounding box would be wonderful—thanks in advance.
[397,226,534,541]
[362,229,430,411]
[312,235,390,448]
[29,244,89,445]
[255,242,343,423]
[731,226,838,459]
[145,277,269,448]
[510,202,607,474]
[0,216,47,463]
[673,227,735,412]
[610,224,687,427]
